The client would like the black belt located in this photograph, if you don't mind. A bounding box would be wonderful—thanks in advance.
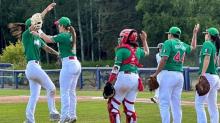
[124,71,137,74]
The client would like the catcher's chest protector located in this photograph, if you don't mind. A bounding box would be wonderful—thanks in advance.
[117,44,143,67]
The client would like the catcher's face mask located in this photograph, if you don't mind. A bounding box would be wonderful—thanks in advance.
[31,13,43,30]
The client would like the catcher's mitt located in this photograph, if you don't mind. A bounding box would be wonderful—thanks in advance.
[148,76,159,91]
[31,13,43,30]
[103,82,115,99]
[195,76,210,96]
[8,23,25,40]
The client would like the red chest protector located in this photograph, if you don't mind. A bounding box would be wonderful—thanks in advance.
[117,44,143,68]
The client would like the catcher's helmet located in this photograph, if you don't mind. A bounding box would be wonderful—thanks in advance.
[119,29,138,45]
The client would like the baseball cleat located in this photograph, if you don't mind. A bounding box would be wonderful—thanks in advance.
[50,113,60,121]
[69,118,77,123]
[59,117,70,123]
[150,97,158,103]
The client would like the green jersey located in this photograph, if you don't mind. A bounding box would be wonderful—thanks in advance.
[22,28,46,62]
[52,32,75,58]
[199,41,218,74]
[160,39,191,72]
[114,47,145,73]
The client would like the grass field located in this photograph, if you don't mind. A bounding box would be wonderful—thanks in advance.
[0,89,216,123]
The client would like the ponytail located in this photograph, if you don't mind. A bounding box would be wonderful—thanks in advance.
[69,26,77,54]
[210,35,220,55]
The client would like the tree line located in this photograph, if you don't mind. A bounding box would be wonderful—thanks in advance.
[1,0,220,62]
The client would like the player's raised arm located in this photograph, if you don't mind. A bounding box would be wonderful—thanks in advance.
[191,24,200,50]
[140,31,149,55]
[41,3,56,19]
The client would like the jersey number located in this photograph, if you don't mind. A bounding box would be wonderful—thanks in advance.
[173,51,185,63]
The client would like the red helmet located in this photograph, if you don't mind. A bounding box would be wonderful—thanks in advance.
[119,29,138,45]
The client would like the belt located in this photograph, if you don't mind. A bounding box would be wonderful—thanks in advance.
[28,60,39,64]
[124,71,131,74]
[124,71,137,74]
[69,56,77,60]
[35,60,39,64]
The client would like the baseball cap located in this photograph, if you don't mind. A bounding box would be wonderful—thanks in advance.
[203,27,219,36]
[157,43,163,49]
[25,18,31,28]
[166,26,181,35]
[54,17,71,27]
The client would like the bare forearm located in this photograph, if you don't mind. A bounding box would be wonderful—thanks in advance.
[155,57,167,75]
[201,55,210,75]
[142,40,149,55]
[41,3,56,19]
[43,46,58,56]
[191,33,197,49]
[40,33,54,43]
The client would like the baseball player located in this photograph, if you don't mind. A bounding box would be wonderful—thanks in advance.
[32,17,81,123]
[104,29,149,123]
[22,3,60,123]
[195,27,220,123]
[150,25,199,123]
[150,43,163,103]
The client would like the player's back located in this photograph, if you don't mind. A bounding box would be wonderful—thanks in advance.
[162,39,191,72]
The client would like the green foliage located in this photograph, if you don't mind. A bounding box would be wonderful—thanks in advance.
[136,0,220,46]
[0,41,26,69]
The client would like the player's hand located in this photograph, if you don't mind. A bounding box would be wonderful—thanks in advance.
[193,24,200,34]
[139,31,147,42]
[150,73,157,78]
[46,3,56,11]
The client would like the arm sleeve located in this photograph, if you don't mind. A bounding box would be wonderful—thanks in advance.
[114,48,124,66]
[160,40,171,57]
[139,47,145,58]
[201,42,212,56]
[51,33,64,43]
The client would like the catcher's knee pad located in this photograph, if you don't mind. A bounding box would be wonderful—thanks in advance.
[108,98,121,123]
[122,98,137,123]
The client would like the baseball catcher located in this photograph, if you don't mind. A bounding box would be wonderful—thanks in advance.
[103,28,149,123]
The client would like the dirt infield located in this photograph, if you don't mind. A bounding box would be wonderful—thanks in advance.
[0,96,199,106]
[1,96,220,107]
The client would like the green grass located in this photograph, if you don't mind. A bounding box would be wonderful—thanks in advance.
[0,100,198,123]
[0,89,216,123]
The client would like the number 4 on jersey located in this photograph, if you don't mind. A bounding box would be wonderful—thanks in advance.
[173,51,185,63]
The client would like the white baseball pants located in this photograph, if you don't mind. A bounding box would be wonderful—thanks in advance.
[158,70,184,123]
[195,73,219,123]
[25,60,59,123]
[59,57,81,121]
[110,71,139,123]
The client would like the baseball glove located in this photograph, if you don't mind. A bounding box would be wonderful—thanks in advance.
[31,13,43,30]
[8,23,25,40]
[148,76,159,91]
[103,82,115,99]
[195,76,210,96]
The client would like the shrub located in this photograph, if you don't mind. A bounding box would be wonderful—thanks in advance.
[0,41,26,69]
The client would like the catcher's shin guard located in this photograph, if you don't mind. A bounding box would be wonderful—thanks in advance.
[108,98,121,123]
[122,98,137,123]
